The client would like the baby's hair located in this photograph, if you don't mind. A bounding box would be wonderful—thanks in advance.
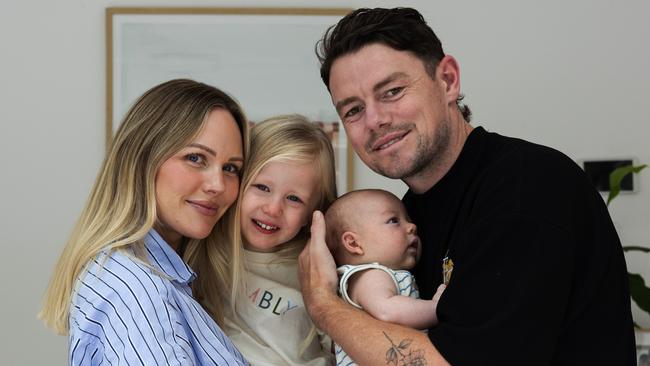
[325,189,397,263]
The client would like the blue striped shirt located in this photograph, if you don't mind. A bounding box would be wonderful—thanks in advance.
[69,230,248,365]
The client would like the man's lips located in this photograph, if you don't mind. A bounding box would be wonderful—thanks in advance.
[370,130,410,151]
[187,200,219,216]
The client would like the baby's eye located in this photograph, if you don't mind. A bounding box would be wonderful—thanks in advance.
[287,195,303,204]
[253,184,270,193]
[387,216,399,224]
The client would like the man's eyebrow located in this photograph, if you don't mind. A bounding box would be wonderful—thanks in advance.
[335,96,359,115]
[334,72,409,114]
[373,72,408,94]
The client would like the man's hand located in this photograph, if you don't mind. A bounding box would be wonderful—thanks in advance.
[299,211,339,327]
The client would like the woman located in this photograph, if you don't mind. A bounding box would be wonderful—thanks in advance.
[40,79,249,365]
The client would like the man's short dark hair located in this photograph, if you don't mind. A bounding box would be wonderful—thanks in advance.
[316,7,471,121]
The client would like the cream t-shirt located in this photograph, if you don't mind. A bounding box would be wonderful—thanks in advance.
[224,249,334,366]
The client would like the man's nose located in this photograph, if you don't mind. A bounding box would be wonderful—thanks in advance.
[365,101,390,130]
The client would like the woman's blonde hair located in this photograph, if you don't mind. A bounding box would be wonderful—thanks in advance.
[39,79,248,334]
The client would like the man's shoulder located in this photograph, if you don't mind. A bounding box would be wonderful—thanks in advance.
[483,129,577,172]
[471,129,588,196]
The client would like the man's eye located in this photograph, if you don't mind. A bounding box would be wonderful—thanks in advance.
[253,184,270,193]
[385,87,404,98]
[344,105,363,119]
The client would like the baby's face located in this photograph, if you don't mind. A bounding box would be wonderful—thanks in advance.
[353,192,421,270]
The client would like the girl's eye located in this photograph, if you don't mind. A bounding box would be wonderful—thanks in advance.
[253,184,270,193]
[387,216,399,224]
[287,195,303,204]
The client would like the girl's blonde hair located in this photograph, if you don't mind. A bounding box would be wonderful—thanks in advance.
[39,79,248,334]
[231,115,338,354]
[237,114,338,259]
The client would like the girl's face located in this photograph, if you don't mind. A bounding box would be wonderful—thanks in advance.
[154,109,243,249]
[240,160,320,252]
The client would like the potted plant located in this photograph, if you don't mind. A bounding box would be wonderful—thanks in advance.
[607,164,649,328]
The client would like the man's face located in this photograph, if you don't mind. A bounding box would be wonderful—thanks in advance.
[329,43,453,180]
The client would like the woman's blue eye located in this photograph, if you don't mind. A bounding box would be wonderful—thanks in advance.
[224,164,240,175]
[387,217,399,224]
[187,153,203,164]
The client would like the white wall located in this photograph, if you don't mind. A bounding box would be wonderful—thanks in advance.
[1,1,648,364]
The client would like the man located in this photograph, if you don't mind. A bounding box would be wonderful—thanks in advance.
[298,7,636,365]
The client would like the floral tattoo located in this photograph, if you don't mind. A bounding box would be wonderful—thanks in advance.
[383,331,426,366]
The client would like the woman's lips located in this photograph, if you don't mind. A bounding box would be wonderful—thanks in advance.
[187,200,219,216]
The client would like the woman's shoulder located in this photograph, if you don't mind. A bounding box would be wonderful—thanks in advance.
[72,248,170,314]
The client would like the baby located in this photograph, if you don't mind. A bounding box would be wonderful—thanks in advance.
[325,189,446,365]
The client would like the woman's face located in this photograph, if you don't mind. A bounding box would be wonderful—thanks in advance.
[155,108,243,249]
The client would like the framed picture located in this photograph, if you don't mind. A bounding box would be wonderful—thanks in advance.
[106,7,353,192]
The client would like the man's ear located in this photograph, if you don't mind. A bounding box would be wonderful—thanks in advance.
[341,231,364,256]
[437,55,461,105]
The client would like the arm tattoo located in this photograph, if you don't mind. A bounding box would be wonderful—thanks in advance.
[383,331,426,366]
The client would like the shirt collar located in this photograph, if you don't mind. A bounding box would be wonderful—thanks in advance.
[145,229,196,284]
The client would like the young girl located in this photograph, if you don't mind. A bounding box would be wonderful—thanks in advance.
[223,114,338,365]
[39,79,248,365]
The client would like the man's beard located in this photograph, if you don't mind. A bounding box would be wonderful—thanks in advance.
[370,121,450,180]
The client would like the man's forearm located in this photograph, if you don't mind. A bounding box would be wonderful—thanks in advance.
[313,293,449,366]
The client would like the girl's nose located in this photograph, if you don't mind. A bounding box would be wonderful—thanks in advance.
[262,197,283,216]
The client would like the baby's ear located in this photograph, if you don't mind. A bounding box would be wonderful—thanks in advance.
[341,231,364,256]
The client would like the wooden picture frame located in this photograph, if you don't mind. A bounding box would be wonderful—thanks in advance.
[106,7,353,192]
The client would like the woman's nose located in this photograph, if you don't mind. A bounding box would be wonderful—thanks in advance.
[203,170,225,195]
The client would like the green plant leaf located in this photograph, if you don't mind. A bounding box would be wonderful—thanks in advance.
[607,164,647,206]
[629,273,650,315]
